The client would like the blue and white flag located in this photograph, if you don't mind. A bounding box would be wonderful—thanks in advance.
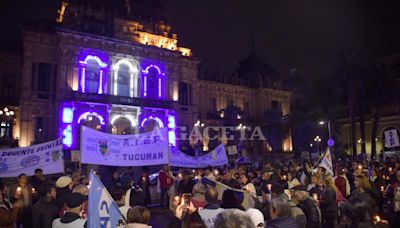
[88,172,122,228]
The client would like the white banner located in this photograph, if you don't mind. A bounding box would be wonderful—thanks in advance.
[384,129,400,148]
[170,144,228,168]
[81,126,169,166]
[0,139,64,177]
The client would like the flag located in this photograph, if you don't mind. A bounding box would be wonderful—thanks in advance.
[201,177,255,209]
[318,148,334,176]
[88,172,122,228]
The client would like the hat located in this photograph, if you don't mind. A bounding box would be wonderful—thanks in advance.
[292,185,307,192]
[56,176,72,188]
[271,183,284,195]
[245,208,264,227]
[65,193,87,208]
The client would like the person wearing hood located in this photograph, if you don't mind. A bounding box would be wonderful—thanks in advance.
[52,193,87,228]
[125,206,151,228]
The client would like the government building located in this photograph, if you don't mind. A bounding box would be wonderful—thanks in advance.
[0,1,292,160]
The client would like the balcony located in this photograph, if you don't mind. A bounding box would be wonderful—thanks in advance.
[64,91,175,109]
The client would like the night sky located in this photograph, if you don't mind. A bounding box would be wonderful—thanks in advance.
[1,0,400,81]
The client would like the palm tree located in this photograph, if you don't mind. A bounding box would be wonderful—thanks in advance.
[369,61,400,157]
[332,45,368,157]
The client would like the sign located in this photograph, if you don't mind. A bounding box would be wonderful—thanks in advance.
[71,150,81,162]
[81,126,169,166]
[227,145,238,155]
[0,139,64,177]
[384,129,400,148]
[170,144,228,168]
[88,172,122,228]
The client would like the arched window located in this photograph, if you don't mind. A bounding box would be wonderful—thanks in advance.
[113,59,138,97]
[116,64,130,97]
[79,55,108,94]
[85,59,101,93]
[142,64,165,99]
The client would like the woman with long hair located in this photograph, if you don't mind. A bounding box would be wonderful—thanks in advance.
[318,175,338,228]
[351,175,380,215]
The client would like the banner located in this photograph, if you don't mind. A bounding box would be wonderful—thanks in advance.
[88,172,122,228]
[201,177,255,209]
[0,139,64,177]
[81,126,169,166]
[318,147,333,176]
[384,129,400,148]
[170,144,228,168]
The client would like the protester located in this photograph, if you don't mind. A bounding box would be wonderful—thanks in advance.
[318,176,338,228]
[245,208,265,227]
[32,184,59,228]
[9,173,34,228]
[159,165,174,207]
[167,201,205,228]
[214,209,256,228]
[52,192,87,228]
[334,167,350,198]
[287,171,301,190]
[279,191,307,228]
[340,196,376,228]
[0,187,23,228]
[221,189,245,211]
[222,168,241,189]
[259,167,277,195]
[350,174,380,214]
[178,170,195,195]
[386,169,400,226]
[307,174,320,192]
[267,196,300,228]
[198,187,225,227]
[30,168,45,203]
[110,186,131,227]
[54,175,74,211]
[240,173,256,195]
[191,183,207,208]
[291,185,321,228]
[126,206,151,228]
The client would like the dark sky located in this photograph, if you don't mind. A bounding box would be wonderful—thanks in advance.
[1,0,400,81]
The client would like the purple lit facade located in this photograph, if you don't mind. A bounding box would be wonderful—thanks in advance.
[58,50,177,149]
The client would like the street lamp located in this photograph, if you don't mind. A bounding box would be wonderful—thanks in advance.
[319,120,332,146]
[314,136,321,154]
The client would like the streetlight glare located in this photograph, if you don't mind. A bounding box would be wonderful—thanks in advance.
[319,121,325,125]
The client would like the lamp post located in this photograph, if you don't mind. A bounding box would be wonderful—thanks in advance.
[314,136,321,154]
[319,120,333,147]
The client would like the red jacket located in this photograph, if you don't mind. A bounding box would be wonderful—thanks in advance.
[159,171,174,189]
[335,176,347,198]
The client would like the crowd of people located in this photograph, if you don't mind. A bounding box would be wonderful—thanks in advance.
[0,155,399,228]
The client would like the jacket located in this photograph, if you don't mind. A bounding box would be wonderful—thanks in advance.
[319,187,337,214]
[52,212,87,228]
[0,204,20,228]
[298,197,321,228]
[159,171,174,189]
[32,198,59,228]
[266,217,300,228]
[9,184,33,210]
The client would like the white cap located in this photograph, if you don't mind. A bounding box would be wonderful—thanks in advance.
[245,208,264,227]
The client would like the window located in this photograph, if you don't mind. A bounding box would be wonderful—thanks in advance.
[85,59,101,94]
[32,62,55,99]
[1,74,16,98]
[37,63,52,92]
[0,121,11,138]
[35,117,49,143]
[117,64,130,97]
[145,67,158,99]
[179,82,191,105]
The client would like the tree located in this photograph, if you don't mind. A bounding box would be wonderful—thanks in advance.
[332,45,368,157]
[369,61,400,157]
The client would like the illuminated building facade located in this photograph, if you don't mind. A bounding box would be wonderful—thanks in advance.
[14,1,292,156]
